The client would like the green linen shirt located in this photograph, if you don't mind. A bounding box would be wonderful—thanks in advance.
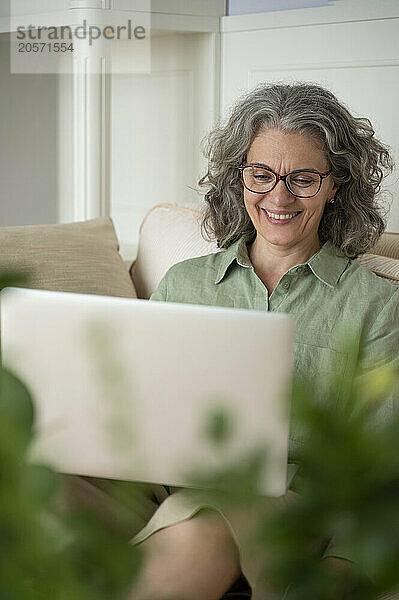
[148,234,398,564]
[151,235,399,451]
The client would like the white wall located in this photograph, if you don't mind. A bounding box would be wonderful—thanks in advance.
[221,0,399,231]
[0,34,58,226]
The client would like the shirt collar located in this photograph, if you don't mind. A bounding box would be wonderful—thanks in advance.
[307,241,350,288]
[214,233,254,284]
[214,235,349,288]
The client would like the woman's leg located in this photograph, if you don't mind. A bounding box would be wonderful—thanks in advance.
[128,489,298,600]
[128,508,242,600]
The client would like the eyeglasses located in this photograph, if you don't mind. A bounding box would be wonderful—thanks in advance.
[238,165,332,198]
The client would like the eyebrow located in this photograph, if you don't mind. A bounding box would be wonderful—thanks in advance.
[247,162,319,173]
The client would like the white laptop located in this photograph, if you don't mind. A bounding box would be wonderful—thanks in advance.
[0,287,295,496]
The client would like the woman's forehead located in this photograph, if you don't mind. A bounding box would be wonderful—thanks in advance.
[248,128,327,167]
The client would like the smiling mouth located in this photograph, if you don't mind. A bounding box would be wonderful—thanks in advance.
[261,208,302,221]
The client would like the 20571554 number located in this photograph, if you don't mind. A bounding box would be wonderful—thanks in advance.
[18,43,74,52]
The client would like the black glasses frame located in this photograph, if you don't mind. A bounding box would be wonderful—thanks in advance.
[238,165,332,198]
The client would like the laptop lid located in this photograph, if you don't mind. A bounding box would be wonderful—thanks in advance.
[1,287,295,496]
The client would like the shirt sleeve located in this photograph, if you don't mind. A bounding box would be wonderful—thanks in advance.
[149,273,168,302]
[148,261,192,304]
[361,287,399,366]
[357,286,399,421]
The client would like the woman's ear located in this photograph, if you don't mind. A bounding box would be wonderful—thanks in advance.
[331,181,340,196]
[327,181,340,204]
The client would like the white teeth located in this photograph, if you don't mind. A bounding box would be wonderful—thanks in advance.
[264,210,299,220]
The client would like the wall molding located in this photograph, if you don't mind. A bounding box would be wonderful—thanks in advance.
[73,54,111,220]
[247,58,399,90]
[248,57,399,80]
[111,68,195,212]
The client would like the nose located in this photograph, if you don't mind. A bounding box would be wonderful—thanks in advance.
[267,179,295,205]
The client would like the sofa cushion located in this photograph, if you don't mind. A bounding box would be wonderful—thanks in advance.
[131,204,218,299]
[0,217,137,298]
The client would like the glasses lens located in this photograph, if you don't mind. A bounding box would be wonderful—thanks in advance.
[286,171,321,197]
[243,167,276,193]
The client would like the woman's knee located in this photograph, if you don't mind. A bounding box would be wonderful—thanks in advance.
[131,509,241,600]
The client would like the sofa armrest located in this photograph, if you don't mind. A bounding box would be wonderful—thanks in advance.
[131,204,218,299]
[372,232,399,259]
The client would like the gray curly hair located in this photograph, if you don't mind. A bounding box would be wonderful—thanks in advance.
[199,82,394,258]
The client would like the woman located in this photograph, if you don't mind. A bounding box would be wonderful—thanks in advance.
[129,82,399,600]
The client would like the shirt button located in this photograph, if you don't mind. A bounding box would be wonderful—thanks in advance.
[297,266,306,274]
[282,281,290,291]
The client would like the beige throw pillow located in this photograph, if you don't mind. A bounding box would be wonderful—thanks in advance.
[0,217,137,298]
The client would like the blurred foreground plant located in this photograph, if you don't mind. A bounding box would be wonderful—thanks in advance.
[0,365,143,600]
[265,367,398,599]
